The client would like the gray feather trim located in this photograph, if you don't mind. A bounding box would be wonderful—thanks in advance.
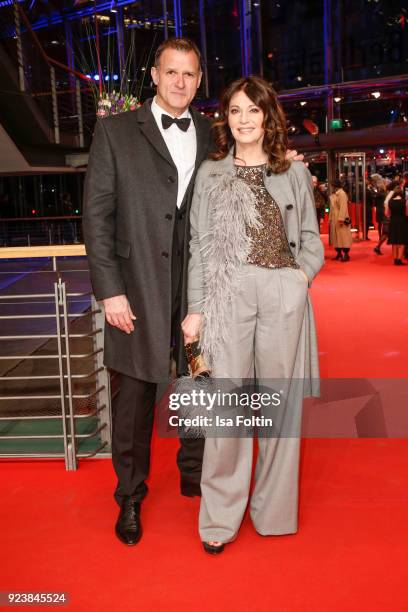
[200,175,261,368]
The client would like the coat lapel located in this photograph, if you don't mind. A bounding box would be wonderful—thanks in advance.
[136,99,176,169]
[179,107,211,210]
[263,172,291,218]
[208,148,291,219]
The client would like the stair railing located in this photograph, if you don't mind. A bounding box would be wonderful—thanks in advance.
[7,1,95,147]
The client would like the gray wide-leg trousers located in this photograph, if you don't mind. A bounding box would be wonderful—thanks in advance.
[199,265,309,543]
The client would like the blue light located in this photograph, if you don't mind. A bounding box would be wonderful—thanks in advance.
[86,74,92,79]
[105,75,110,81]
[94,75,100,81]
[113,74,119,81]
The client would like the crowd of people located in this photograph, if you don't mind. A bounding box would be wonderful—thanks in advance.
[369,173,408,265]
[312,171,408,265]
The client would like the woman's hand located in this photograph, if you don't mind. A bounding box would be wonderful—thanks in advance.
[181,313,202,344]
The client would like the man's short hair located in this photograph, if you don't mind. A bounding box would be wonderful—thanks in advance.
[154,37,202,70]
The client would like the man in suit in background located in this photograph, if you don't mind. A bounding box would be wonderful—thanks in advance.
[83,38,210,545]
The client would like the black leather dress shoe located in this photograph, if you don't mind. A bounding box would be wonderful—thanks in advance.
[115,497,142,545]
[180,480,201,497]
[203,541,225,555]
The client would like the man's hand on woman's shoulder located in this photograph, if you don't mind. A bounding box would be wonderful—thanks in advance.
[286,149,305,163]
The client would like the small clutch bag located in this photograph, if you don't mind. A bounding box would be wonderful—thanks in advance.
[172,336,211,438]
[184,336,210,379]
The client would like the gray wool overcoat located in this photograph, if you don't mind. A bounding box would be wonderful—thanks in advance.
[187,152,325,395]
[82,99,211,382]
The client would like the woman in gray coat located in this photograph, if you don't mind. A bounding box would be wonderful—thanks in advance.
[182,76,324,554]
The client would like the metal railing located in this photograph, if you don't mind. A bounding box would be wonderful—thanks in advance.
[0,216,83,247]
[0,2,95,147]
[0,245,112,470]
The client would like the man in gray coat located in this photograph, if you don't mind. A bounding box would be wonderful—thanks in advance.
[83,38,210,545]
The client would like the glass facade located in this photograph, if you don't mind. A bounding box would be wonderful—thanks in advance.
[262,0,326,89]
[338,0,408,82]
[0,0,407,225]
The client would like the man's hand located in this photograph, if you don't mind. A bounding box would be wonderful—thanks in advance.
[181,313,202,345]
[103,294,136,334]
[286,149,305,162]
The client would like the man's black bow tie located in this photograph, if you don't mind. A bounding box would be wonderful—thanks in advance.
[161,114,191,132]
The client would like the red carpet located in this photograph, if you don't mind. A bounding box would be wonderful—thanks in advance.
[315,234,408,378]
[1,236,408,611]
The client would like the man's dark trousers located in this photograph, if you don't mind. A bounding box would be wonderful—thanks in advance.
[112,203,204,506]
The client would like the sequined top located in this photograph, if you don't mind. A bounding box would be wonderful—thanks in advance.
[235,164,299,269]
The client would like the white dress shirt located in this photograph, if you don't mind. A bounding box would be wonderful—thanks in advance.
[151,96,197,209]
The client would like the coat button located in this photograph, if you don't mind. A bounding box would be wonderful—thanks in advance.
[286,204,294,210]
[177,249,181,256]
[161,251,169,258]
[165,213,172,220]
[168,176,175,183]
[289,241,296,248]
[178,212,185,220]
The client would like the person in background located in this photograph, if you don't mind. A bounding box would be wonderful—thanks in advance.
[312,175,328,233]
[369,174,387,255]
[385,185,408,266]
[364,181,374,240]
[384,178,399,208]
[329,179,352,262]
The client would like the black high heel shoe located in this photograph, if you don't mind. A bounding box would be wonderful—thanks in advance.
[203,541,225,555]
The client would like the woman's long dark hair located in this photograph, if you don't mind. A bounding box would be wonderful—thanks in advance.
[210,76,290,174]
